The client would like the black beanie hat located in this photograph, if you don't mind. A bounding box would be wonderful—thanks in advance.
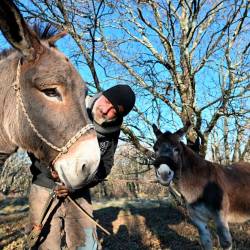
[102,84,135,116]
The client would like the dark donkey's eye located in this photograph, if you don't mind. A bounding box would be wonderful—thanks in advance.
[173,147,180,153]
[42,88,62,100]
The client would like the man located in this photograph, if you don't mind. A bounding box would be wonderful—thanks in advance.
[28,84,135,249]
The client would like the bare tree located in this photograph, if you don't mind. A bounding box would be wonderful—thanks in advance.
[15,0,250,162]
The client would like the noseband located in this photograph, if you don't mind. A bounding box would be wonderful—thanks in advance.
[12,60,94,164]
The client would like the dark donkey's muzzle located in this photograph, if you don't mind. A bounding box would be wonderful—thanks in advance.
[154,157,174,186]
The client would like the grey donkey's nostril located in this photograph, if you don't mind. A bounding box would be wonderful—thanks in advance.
[82,164,86,171]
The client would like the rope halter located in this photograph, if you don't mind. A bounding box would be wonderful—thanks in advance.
[12,60,95,164]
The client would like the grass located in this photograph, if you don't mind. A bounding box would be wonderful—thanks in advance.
[0,195,250,250]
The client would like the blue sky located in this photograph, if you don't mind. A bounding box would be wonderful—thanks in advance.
[1,0,249,158]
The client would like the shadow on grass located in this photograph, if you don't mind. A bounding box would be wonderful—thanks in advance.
[230,221,250,250]
[1,196,250,250]
[94,201,250,250]
[94,202,200,250]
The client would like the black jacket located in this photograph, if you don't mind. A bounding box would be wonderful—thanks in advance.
[29,93,121,190]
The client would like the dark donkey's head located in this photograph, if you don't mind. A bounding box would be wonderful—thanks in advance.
[0,0,100,189]
[152,124,191,186]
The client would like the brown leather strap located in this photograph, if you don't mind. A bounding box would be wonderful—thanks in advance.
[27,190,55,248]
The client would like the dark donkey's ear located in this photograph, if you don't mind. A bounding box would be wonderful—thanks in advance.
[152,124,163,138]
[175,121,191,139]
[0,0,42,61]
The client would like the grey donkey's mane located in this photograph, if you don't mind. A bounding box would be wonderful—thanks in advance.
[0,22,59,60]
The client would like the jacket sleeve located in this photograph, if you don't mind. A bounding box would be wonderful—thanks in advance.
[85,136,119,188]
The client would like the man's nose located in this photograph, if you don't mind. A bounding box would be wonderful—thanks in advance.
[102,104,113,114]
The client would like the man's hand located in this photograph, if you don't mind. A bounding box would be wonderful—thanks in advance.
[51,169,60,182]
[54,184,70,198]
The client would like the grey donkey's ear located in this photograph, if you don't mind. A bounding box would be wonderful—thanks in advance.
[175,121,191,139]
[152,124,163,138]
[48,30,67,47]
[0,0,42,61]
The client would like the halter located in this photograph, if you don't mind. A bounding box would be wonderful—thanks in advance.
[12,60,95,164]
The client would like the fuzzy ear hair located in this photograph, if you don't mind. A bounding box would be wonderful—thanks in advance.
[0,0,42,61]
[187,136,200,153]
[175,121,191,139]
[152,124,163,138]
[48,30,67,46]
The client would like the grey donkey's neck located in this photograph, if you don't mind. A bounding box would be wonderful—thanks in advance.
[0,55,20,156]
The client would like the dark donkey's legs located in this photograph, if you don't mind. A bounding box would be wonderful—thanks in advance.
[214,211,232,250]
[188,204,213,250]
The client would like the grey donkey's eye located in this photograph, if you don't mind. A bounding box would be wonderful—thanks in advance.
[42,88,62,100]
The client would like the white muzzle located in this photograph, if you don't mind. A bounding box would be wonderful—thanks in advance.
[156,163,174,186]
[53,137,100,190]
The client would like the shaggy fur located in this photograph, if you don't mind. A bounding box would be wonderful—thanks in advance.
[153,124,250,250]
[0,0,100,189]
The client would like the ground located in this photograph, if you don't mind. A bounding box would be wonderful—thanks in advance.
[1,195,250,250]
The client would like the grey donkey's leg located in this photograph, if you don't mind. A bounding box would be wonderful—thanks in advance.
[214,213,232,250]
[188,205,213,250]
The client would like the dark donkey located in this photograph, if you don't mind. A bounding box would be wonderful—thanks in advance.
[152,124,250,250]
[0,0,100,190]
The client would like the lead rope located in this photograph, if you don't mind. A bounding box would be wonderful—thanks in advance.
[12,61,108,247]
[27,191,56,249]
[67,196,129,248]
[12,61,63,152]
[67,196,111,236]
[12,60,94,163]
[27,192,111,249]
[28,177,170,248]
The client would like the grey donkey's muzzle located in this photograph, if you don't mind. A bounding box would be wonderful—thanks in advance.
[53,136,100,190]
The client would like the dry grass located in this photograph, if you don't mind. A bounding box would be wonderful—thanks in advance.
[1,195,250,250]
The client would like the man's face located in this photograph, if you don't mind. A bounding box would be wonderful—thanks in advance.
[92,95,118,125]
